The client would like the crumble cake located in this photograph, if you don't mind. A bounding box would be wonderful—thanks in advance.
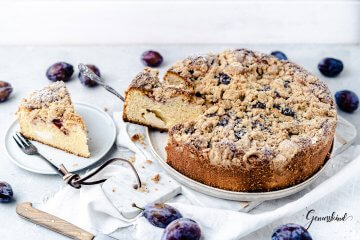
[16,81,90,158]
[124,49,336,192]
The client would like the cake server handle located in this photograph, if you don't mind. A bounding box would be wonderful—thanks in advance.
[78,63,124,102]
[16,202,94,240]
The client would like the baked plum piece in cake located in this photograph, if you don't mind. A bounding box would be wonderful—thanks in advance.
[16,82,90,157]
[123,67,205,130]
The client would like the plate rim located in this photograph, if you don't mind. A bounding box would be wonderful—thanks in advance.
[146,115,356,201]
[4,102,116,175]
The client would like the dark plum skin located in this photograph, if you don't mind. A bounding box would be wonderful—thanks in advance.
[217,116,229,126]
[143,203,183,228]
[141,50,163,67]
[218,73,232,85]
[0,81,13,103]
[161,218,201,240]
[78,64,100,87]
[271,51,288,60]
[335,90,359,113]
[46,62,74,82]
[0,181,13,203]
[318,57,343,77]
[272,223,312,240]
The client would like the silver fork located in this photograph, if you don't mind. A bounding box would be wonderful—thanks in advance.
[13,132,69,177]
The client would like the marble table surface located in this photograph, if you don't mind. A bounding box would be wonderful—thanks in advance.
[0,44,359,239]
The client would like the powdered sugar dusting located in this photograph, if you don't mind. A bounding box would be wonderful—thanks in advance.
[24,81,69,109]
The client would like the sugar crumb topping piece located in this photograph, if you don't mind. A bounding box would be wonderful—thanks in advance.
[23,81,69,109]
[137,183,149,193]
[130,67,160,90]
[131,133,145,145]
[128,156,136,163]
[152,173,161,184]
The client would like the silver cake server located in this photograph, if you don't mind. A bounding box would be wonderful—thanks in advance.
[78,63,125,102]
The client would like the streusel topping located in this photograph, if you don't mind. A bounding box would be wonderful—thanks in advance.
[130,67,205,105]
[22,81,70,109]
[168,49,336,167]
[17,81,87,132]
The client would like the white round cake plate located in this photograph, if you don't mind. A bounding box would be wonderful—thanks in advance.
[5,102,116,175]
[146,115,357,201]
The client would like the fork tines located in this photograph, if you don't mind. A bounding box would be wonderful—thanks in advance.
[13,132,32,149]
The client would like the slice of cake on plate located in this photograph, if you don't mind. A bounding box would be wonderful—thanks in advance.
[16,81,90,158]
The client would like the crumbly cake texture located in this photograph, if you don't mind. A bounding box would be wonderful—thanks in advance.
[123,67,205,130]
[23,81,70,109]
[16,81,90,158]
[124,49,337,192]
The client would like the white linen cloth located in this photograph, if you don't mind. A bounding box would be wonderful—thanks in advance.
[41,112,360,240]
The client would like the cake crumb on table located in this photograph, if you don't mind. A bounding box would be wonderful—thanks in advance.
[137,183,149,193]
[146,159,153,164]
[131,133,145,145]
[128,156,136,163]
[152,173,161,184]
[112,187,116,192]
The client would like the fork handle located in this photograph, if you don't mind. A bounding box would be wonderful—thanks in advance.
[37,153,66,176]
[38,153,81,188]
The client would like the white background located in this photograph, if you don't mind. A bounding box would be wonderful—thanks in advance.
[0,0,359,45]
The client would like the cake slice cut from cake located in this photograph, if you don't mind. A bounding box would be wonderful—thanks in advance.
[123,67,205,130]
[16,81,90,158]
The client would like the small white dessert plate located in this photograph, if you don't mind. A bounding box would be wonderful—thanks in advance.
[5,102,116,175]
[147,116,357,201]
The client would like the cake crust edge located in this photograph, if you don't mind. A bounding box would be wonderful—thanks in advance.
[165,133,334,192]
